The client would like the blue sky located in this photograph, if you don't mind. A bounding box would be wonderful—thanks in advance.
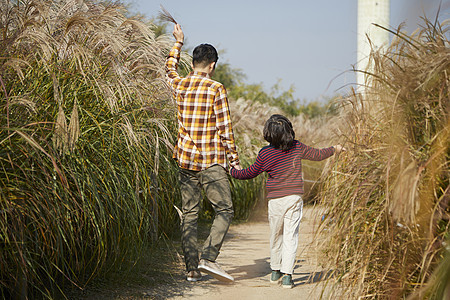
[124,0,447,102]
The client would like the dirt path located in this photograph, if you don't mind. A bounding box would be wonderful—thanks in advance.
[166,205,334,300]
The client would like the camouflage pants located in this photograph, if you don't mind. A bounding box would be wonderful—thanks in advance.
[179,165,234,272]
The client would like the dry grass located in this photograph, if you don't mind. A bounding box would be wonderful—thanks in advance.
[158,4,177,25]
[0,0,182,298]
[317,16,449,299]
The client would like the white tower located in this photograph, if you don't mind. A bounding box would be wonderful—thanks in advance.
[357,0,390,91]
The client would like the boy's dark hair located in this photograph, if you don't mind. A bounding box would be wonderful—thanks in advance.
[263,114,295,151]
[192,44,218,68]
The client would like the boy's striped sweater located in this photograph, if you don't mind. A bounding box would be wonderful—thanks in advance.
[230,140,335,199]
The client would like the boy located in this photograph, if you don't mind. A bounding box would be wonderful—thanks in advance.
[230,114,345,288]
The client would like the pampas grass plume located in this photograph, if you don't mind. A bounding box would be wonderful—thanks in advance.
[158,4,177,24]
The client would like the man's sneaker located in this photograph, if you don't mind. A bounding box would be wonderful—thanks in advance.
[198,259,234,282]
[281,274,294,289]
[270,270,283,283]
[186,270,202,282]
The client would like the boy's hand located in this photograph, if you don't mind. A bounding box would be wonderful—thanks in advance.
[333,145,346,154]
[173,24,184,43]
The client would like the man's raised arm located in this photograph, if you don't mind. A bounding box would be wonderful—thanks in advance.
[165,24,185,85]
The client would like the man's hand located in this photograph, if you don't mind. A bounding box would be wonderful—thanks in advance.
[333,145,346,154]
[233,164,242,170]
[173,24,184,43]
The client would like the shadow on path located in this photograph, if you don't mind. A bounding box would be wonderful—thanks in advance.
[226,257,271,281]
[294,270,334,285]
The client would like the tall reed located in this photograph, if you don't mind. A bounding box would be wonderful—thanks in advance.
[317,16,449,299]
[0,0,185,298]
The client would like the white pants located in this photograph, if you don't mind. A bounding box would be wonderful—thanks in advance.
[268,194,303,275]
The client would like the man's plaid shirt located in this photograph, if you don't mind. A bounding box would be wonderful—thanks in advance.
[165,41,240,171]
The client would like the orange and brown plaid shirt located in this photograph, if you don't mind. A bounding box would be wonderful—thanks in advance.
[165,41,240,171]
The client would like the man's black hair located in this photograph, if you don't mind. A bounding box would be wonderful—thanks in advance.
[192,44,218,68]
[263,114,295,151]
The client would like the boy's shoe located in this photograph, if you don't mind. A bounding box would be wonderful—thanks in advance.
[270,270,283,283]
[198,259,234,282]
[281,274,294,289]
[186,270,202,282]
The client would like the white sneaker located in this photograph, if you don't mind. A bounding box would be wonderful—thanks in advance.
[198,259,234,282]
[186,270,202,282]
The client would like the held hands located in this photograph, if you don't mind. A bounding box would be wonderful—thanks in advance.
[173,24,184,43]
[233,164,242,171]
[228,164,242,177]
[333,145,346,154]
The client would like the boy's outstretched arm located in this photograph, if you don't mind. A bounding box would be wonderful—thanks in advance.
[300,142,345,161]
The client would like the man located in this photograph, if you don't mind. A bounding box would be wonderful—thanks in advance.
[165,23,241,283]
